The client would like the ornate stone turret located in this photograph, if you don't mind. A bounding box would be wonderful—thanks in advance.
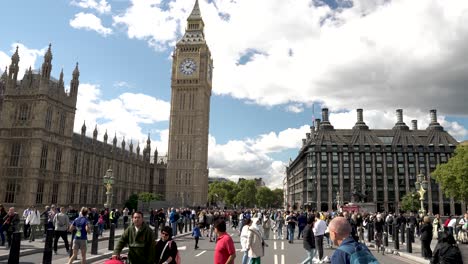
[392,109,409,130]
[58,68,64,89]
[353,109,369,130]
[136,144,140,156]
[8,46,20,89]
[70,63,79,98]
[154,148,158,163]
[104,130,108,143]
[93,125,98,140]
[411,120,418,130]
[121,137,126,149]
[129,140,133,153]
[1,67,7,82]
[427,109,443,131]
[112,133,117,147]
[22,66,33,88]
[41,44,53,81]
[81,121,86,136]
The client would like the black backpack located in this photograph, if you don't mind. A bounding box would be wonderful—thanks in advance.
[439,245,462,264]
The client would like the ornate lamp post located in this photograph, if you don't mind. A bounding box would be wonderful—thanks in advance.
[103,168,114,209]
[414,174,428,216]
[336,192,342,212]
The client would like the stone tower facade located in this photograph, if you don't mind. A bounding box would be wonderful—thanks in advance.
[166,0,213,207]
[0,45,165,211]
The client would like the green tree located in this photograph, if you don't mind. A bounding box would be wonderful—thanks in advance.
[400,192,420,212]
[138,192,161,210]
[124,194,139,211]
[432,145,468,205]
[208,182,228,207]
[235,180,257,207]
[271,189,284,208]
[256,187,274,208]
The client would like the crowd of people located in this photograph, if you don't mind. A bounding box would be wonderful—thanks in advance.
[0,202,467,264]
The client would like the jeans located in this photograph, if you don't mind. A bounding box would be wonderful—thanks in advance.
[301,248,317,264]
[277,224,283,239]
[242,250,250,264]
[287,226,295,242]
[171,222,178,236]
[29,225,38,241]
[315,235,324,260]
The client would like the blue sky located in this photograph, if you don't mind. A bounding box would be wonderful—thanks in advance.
[1,0,467,189]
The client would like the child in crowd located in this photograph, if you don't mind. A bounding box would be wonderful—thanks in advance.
[192,223,202,249]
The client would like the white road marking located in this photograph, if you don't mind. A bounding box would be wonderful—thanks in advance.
[178,246,186,250]
[274,241,277,250]
[274,254,278,264]
[281,254,285,264]
[195,250,206,257]
[281,241,284,250]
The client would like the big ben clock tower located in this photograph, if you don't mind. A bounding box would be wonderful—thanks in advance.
[166,0,213,206]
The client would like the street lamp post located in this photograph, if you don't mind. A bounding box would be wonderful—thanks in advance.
[414,174,428,216]
[103,168,114,209]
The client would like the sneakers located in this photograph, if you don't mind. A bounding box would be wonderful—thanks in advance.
[322,256,330,263]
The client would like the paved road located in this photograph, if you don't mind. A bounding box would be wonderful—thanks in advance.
[1,226,449,264]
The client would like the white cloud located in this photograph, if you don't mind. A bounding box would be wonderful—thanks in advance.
[70,12,113,36]
[114,81,133,89]
[74,83,170,154]
[0,43,46,78]
[285,104,304,113]
[114,0,468,116]
[71,0,111,14]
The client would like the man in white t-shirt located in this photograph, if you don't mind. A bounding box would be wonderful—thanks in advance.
[313,212,327,262]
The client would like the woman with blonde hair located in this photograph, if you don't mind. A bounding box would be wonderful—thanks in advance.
[420,216,433,260]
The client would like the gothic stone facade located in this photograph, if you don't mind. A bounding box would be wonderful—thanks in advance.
[286,108,464,216]
[166,0,212,207]
[0,46,165,211]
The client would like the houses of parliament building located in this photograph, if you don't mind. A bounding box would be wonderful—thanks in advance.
[0,0,212,210]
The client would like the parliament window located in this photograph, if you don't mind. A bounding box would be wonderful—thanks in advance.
[40,144,48,169]
[51,183,59,204]
[45,107,53,130]
[18,104,29,121]
[4,180,19,203]
[36,180,44,204]
[55,149,62,172]
[9,143,22,167]
[59,113,66,135]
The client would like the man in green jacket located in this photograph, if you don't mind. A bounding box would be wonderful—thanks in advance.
[113,211,155,264]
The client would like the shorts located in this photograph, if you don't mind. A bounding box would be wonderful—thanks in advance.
[73,239,87,251]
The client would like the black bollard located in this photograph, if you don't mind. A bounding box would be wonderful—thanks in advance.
[400,224,405,244]
[8,232,21,264]
[406,227,412,253]
[189,219,192,231]
[384,225,389,247]
[42,229,54,264]
[184,218,188,233]
[91,225,99,255]
[394,223,399,250]
[108,223,115,251]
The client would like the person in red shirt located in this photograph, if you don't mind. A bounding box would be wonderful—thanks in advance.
[214,219,236,264]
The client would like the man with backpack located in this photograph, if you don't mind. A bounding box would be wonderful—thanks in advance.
[329,217,379,264]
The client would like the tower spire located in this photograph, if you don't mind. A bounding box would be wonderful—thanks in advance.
[188,0,201,20]
[70,62,80,98]
[8,46,20,87]
[41,43,53,80]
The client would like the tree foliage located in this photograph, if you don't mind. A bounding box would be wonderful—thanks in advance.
[400,192,420,212]
[124,194,139,211]
[432,145,468,203]
[207,179,284,208]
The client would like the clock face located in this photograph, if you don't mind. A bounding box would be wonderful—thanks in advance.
[179,58,197,75]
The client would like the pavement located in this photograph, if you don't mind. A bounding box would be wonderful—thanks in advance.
[365,234,468,264]
[0,226,193,264]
